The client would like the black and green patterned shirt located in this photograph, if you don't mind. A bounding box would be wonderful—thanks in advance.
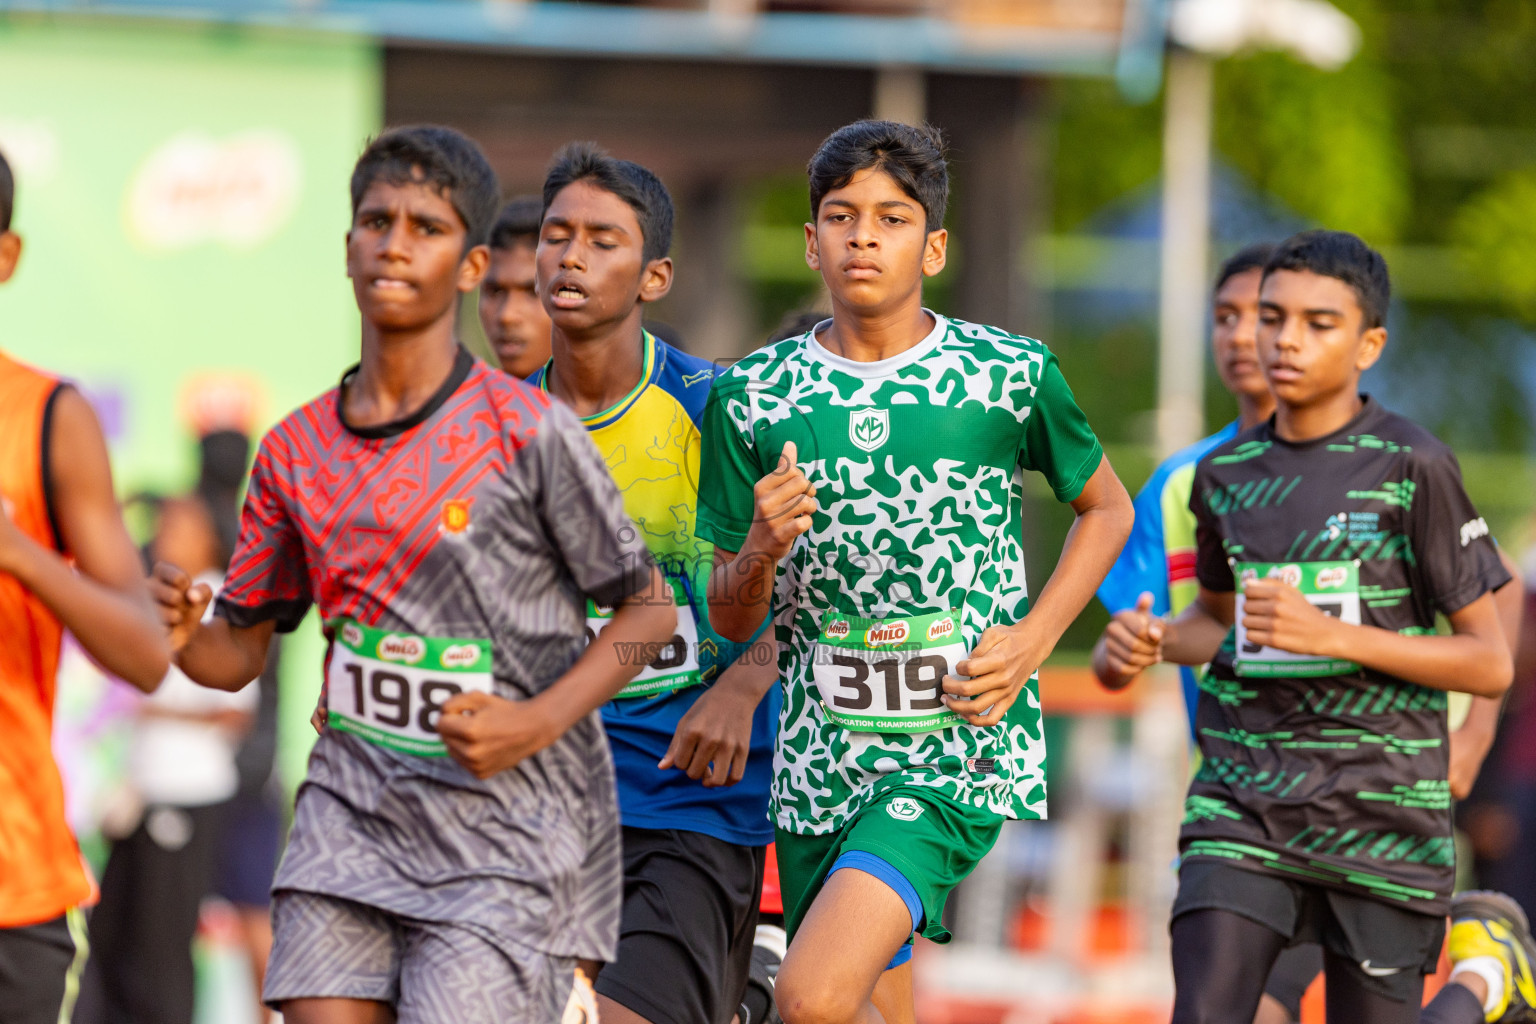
[1181,396,1508,915]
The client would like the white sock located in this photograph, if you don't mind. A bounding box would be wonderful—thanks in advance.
[1451,955,1506,1017]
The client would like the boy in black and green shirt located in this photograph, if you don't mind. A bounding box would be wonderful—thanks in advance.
[1108,230,1535,1024]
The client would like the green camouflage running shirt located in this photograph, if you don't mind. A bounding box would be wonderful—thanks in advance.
[696,313,1103,834]
[1183,397,1509,914]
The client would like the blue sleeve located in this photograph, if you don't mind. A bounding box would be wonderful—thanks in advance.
[1096,466,1172,616]
[654,341,716,431]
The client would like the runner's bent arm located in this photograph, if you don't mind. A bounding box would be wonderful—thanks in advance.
[1238,580,1510,697]
[439,563,676,779]
[0,387,170,690]
[156,575,276,693]
[659,631,778,787]
[942,455,1134,726]
[708,441,815,642]
[1141,587,1236,670]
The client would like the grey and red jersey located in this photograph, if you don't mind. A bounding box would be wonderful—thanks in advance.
[216,347,651,961]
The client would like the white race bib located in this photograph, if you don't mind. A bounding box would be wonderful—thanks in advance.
[812,610,969,733]
[587,586,701,699]
[1234,560,1362,678]
[327,620,493,756]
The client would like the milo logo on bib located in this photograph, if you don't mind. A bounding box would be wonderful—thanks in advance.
[1315,565,1350,590]
[1234,559,1362,678]
[863,621,910,648]
[377,634,427,665]
[441,644,482,669]
[814,609,969,733]
[326,619,493,757]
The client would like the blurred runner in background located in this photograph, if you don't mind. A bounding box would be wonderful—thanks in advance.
[73,493,254,1024]
[480,195,553,379]
[0,145,171,1024]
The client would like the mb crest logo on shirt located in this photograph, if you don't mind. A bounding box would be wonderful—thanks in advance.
[440,498,473,535]
[887,796,924,821]
[849,408,888,452]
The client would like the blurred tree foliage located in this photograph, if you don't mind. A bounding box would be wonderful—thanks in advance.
[1047,0,1536,454]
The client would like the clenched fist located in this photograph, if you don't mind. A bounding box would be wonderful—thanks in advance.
[1096,591,1165,689]
[744,441,817,562]
[151,561,215,653]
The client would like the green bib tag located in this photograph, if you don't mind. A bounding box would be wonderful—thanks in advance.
[1234,560,1362,678]
[326,619,494,756]
[586,580,701,699]
[812,609,968,733]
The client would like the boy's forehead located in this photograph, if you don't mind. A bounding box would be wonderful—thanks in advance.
[546,179,641,234]
[1261,267,1359,314]
[487,243,536,279]
[357,178,463,227]
[1215,267,1263,306]
[819,166,917,208]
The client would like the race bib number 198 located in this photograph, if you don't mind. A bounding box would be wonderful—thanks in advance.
[327,620,494,756]
[812,609,969,733]
[1234,560,1362,678]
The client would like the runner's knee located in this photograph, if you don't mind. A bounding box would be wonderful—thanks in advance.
[774,961,865,1024]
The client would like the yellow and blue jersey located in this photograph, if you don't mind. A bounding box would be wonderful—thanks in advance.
[1096,421,1240,737]
[532,332,777,845]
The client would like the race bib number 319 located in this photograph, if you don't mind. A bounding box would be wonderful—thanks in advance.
[812,610,968,733]
[1234,560,1362,678]
[327,620,494,756]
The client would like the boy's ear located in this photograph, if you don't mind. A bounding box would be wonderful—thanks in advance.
[1355,325,1387,372]
[457,244,491,293]
[804,222,820,273]
[0,231,23,283]
[638,256,674,305]
[921,227,948,279]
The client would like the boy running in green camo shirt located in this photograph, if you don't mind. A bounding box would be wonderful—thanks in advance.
[696,120,1134,1024]
[1110,229,1535,1024]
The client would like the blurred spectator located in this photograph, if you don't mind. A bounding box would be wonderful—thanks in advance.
[73,494,256,1024]
[1462,545,1536,918]
[200,427,286,1024]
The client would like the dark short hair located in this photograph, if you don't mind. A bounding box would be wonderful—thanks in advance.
[488,195,543,252]
[1263,229,1391,330]
[1215,242,1276,294]
[350,125,500,249]
[542,142,673,263]
[0,148,13,233]
[807,120,948,232]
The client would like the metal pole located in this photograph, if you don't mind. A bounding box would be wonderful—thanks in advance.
[1156,49,1214,458]
[874,66,926,126]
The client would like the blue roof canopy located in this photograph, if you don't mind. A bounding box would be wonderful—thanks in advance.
[5,0,1167,92]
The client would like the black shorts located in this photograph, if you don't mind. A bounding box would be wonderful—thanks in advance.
[596,827,767,1024]
[1173,859,1444,1004]
[0,912,83,1024]
[213,789,284,908]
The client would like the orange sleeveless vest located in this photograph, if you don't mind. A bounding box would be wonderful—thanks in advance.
[0,350,93,927]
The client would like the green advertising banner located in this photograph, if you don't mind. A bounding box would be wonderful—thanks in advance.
[0,18,381,801]
[0,18,379,485]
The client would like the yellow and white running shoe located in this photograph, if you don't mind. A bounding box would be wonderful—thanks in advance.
[1450,890,1536,1022]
